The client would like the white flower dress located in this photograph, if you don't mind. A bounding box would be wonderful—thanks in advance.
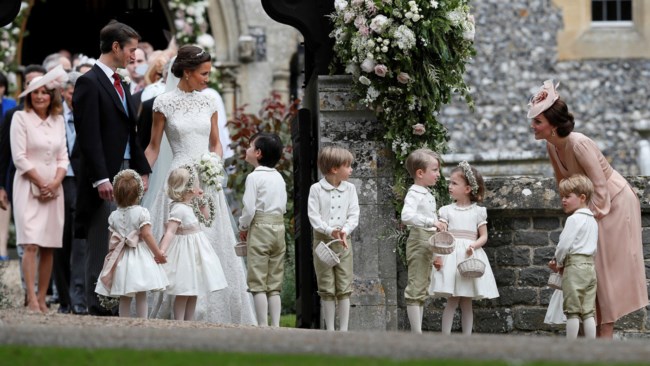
[145,88,256,325]
[164,202,227,295]
[95,206,168,297]
[429,203,499,299]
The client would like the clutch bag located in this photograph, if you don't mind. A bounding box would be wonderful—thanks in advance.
[30,183,41,197]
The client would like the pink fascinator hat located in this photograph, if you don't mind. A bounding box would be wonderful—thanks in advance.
[19,65,69,98]
[527,79,560,119]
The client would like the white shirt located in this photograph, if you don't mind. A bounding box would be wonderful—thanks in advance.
[238,166,287,231]
[307,178,360,237]
[401,184,438,228]
[555,208,598,267]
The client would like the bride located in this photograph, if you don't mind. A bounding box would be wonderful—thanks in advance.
[142,45,256,325]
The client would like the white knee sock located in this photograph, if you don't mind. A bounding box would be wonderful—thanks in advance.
[185,296,197,321]
[407,305,422,334]
[583,317,596,339]
[338,298,350,332]
[441,297,460,335]
[322,300,336,331]
[253,293,268,327]
[566,318,580,339]
[268,294,281,327]
[119,296,131,318]
[460,297,473,335]
[135,292,148,318]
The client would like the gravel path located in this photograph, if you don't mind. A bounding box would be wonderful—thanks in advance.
[3,260,650,363]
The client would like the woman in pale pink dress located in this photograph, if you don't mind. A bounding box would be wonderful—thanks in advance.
[10,66,69,313]
[528,80,648,338]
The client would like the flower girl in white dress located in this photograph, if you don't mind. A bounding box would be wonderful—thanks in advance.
[95,170,168,318]
[159,165,228,321]
[430,161,499,335]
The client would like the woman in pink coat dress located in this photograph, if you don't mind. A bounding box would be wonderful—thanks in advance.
[528,80,648,338]
[10,66,69,313]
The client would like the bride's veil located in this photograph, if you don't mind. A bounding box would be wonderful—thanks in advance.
[141,57,178,209]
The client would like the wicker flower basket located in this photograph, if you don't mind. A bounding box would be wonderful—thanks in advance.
[234,241,247,257]
[547,272,562,290]
[429,231,456,255]
[457,253,485,278]
[315,239,343,268]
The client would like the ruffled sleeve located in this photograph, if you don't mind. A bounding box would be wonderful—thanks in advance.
[572,139,611,218]
[168,203,184,224]
[477,206,488,228]
[438,205,449,224]
[138,207,152,228]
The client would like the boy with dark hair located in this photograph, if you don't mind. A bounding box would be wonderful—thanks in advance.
[238,132,287,327]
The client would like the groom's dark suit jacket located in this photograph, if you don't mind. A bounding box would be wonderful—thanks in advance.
[72,64,151,238]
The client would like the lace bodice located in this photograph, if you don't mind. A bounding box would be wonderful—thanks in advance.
[153,88,218,167]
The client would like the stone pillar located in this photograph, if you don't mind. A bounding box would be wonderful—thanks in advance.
[634,120,650,175]
[318,75,398,331]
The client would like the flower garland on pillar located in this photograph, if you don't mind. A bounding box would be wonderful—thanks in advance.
[1,1,32,94]
[330,0,475,202]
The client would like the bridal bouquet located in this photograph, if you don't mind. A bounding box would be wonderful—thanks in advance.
[196,152,225,191]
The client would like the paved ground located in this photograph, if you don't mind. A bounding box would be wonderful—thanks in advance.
[3,260,650,363]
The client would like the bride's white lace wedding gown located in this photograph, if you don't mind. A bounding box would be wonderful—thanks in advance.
[144,88,256,325]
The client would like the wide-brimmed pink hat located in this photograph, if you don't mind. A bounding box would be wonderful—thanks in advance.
[527,79,560,119]
[19,65,68,98]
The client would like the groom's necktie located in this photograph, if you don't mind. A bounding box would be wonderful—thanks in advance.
[112,73,125,100]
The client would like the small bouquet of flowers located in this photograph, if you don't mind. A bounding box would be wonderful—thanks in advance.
[196,152,225,191]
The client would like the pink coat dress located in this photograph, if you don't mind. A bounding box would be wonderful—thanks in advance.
[10,110,68,247]
[547,132,648,324]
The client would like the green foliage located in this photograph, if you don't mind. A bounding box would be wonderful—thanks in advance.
[225,92,300,313]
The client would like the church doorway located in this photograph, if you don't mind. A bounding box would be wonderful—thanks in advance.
[21,0,172,66]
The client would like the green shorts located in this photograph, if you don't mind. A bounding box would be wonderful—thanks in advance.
[562,254,597,320]
[313,231,353,301]
[404,227,434,306]
[246,213,286,295]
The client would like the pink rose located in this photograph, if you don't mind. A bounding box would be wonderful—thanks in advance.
[374,64,388,77]
[412,123,426,135]
[397,72,411,84]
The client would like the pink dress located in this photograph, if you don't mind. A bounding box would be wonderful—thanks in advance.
[547,132,648,324]
[10,110,68,247]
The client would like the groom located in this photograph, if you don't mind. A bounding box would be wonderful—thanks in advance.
[72,20,151,316]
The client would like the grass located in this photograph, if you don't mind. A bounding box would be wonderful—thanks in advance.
[280,313,296,328]
[1,346,647,366]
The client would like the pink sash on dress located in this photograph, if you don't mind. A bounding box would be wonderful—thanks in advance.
[99,229,140,289]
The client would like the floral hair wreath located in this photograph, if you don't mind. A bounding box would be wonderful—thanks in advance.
[180,163,200,193]
[458,161,479,196]
[112,169,144,201]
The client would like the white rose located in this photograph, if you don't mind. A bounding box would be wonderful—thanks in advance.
[381,46,388,53]
[197,33,215,48]
[405,11,413,19]
[413,14,421,22]
[334,0,348,11]
[358,76,371,85]
[360,58,376,73]
[369,15,389,34]
[368,39,375,47]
